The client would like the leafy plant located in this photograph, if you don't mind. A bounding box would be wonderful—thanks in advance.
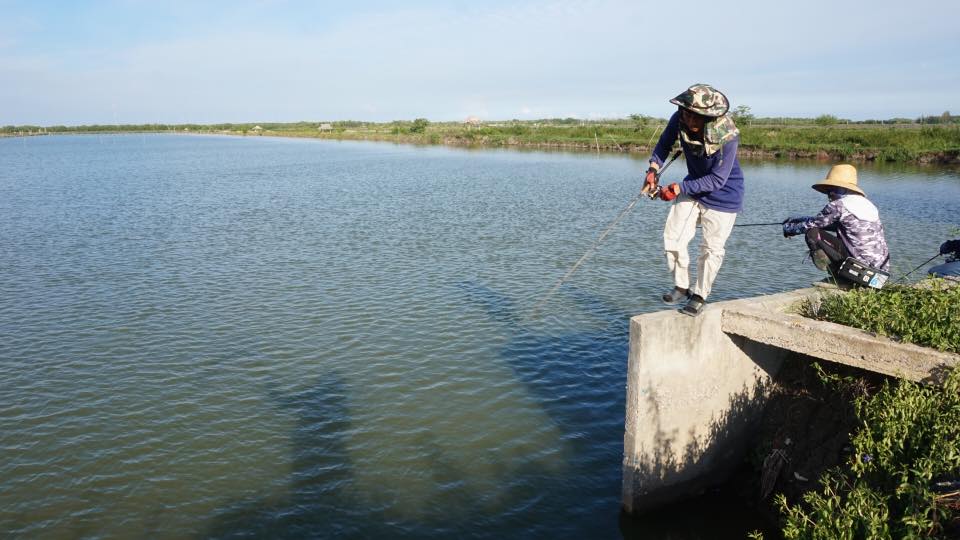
[629,113,651,131]
[801,282,960,353]
[815,114,840,126]
[732,105,755,125]
[409,118,430,134]
[771,367,960,539]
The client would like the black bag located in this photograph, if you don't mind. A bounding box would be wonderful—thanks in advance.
[837,257,889,289]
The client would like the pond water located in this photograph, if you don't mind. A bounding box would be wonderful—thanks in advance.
[1,134,957,539]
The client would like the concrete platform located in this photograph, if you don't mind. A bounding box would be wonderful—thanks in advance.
[622,286,960,514]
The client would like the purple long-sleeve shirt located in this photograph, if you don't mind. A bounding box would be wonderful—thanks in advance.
[649,111,744,213]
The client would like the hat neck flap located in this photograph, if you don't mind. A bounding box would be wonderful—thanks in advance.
[679,114,739,157]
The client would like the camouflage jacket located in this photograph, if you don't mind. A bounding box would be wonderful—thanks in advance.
[797,195,890,271]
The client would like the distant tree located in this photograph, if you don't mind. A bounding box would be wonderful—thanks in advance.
[731,105,754,125]
[410,118,429,133]
[941,110,952,124]
[629,113,651,131]
[814,114,839,126]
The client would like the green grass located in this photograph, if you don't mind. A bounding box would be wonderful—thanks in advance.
[5,119,960,163]
[761,284,960,538]
[762,365,960,539]
[738,124,960,162]
[801,282,960,353]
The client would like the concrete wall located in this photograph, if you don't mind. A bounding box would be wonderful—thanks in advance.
[621,290,812,514]
[621,286,960,514]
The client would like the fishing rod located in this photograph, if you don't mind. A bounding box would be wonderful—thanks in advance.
[893,253,941,285]
[530,150,683,317]
[733,221,782,227]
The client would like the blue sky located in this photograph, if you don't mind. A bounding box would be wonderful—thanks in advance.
[2,0,958,125]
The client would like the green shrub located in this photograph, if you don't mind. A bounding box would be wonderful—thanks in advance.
[815,114,840,126]
[772,367,960,539]
[802,282,960,353]
[409,118,429,134]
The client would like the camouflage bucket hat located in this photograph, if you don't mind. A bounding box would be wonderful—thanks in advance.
[670,84,729,118]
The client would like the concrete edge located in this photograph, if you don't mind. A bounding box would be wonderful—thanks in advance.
[722,299,960,383]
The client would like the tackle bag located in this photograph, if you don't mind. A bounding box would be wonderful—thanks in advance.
[837,257,889,289]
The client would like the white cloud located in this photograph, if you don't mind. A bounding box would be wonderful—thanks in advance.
[1,0,958,123]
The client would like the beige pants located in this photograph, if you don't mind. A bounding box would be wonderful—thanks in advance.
[662,195,737,299]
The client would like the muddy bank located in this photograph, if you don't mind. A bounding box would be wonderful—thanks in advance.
[27,130,958,164]
[438,136,960,165]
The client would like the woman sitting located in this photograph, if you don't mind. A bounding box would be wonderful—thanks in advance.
[782,164,890,283]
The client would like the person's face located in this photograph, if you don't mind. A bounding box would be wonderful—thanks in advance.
[827,187,847,200]
[680,108,706,134]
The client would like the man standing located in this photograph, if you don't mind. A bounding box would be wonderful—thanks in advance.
[645,84,743,316]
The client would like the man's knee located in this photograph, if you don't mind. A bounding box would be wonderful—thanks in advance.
[698,241,726,260]
[664,250,687,263]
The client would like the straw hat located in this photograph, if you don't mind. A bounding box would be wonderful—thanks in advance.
[812,164,865,196]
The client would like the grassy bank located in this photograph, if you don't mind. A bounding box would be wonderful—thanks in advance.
[762,365,960,539]
[801,281,960,353]
[752,283,960,538]
[4,118,960,164]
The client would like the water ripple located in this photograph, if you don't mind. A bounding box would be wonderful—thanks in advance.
[1,135,957,538]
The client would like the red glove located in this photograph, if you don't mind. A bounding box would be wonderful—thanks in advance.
[659,183,680,201]
[643,167,658,193]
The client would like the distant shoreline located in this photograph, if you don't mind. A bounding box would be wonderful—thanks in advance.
[5,123,959,164]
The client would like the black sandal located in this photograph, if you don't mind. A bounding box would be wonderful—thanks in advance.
[661,287,690,304]
[680,294,706,317]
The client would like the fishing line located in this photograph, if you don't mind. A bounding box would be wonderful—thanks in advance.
[893,253,941,285]
[530,150,682,317]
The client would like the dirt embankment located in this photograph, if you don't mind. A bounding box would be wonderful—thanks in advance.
[438,136,960,164]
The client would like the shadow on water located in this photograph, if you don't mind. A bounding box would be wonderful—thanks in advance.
[206,375,380,538]
[457,280,629,438]
[457,282,781,538]
[457,281,630,482]
[209,372,538,539]
[208,283,778,538]
[206,281,631,538]
[456,283,782,538]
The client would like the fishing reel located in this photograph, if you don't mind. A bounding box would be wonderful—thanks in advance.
[641,149,682,201]
[643,185,663,200]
